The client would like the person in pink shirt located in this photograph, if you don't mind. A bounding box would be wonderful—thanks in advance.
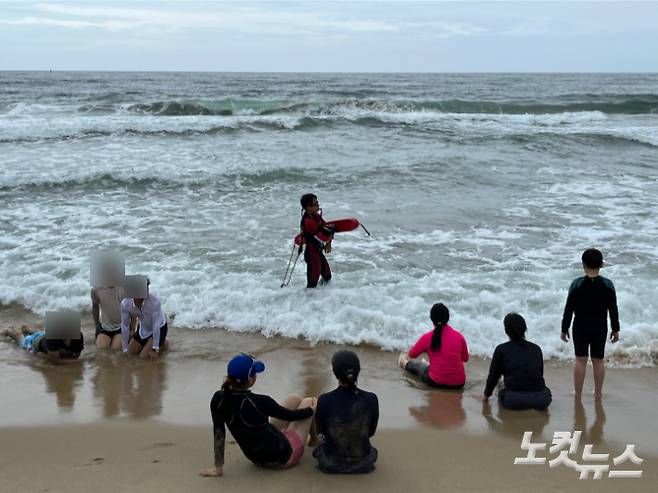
[398,303,469,389]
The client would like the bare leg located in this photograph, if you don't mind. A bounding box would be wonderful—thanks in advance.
[96,334,111,349]
[270,393,303,430]
[307,411,320,446]
[592,357,605,400]
[288,397,316,445]
[574,356,588,400]
[398,352,410,369]
[127,338,144,356]
[110,334,123,351]
[139,337,154,359]
[1,328,22,344]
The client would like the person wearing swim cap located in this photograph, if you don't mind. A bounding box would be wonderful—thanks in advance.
[313,351,379,474]
[299,193,333,288]
[561,248,620,400]
[399,303,470,389]
[200,353,318,477]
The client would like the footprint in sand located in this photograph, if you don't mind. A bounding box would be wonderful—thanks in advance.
[140,442,175,451]
[84,457,104,466]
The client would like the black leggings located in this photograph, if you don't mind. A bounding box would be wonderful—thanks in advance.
[404,361,464,390]
[499,387,552,410]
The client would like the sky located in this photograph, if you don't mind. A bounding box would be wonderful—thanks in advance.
[1,1,657,72]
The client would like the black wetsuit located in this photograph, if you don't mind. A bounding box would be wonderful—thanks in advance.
[561,275,620,359]
[313,386,379,474]
[484,340,551,409]
[210,389,313,468]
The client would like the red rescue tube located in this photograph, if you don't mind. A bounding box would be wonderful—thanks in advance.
[294,217,361,246]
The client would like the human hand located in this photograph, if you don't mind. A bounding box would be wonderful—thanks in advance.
[610,331,620,343]
[324,243,332,254]
[560,331,569,343]
[199,466,223,477]
[147,350,159,361]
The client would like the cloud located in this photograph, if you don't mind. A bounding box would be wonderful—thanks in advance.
[0,3,399,34]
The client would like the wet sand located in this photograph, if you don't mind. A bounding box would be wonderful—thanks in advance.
[1,309,657,491]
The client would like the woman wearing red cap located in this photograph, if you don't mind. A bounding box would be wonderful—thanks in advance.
[199,353,317,477]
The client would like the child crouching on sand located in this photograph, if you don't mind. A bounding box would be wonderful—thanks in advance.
[199,353,317,477]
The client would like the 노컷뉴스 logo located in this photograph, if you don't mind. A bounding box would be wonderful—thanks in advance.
[514,431,643,479]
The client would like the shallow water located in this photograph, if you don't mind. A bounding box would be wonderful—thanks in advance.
[1,72,657,365]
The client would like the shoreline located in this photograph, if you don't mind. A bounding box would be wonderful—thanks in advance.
[2,303,657,490]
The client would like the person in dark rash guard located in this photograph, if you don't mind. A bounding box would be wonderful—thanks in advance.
[199,354,318,477]
[313,351,379,474]
[300,193,333,288]
[561,248,620,401]
[480,313,552,410]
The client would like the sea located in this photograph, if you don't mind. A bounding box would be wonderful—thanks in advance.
[1,72,657,366]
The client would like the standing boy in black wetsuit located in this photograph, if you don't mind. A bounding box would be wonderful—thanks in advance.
[561,248,620,400]
[300,194,334,288]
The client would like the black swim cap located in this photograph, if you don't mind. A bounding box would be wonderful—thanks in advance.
[332,350,360,384]
[300,193,317,209]
[582,248,604,269]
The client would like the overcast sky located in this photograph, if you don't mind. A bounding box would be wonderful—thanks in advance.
[1,1,657,72]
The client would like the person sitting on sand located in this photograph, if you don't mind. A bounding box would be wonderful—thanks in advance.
[480,313,552,410]
[1,314,84,365]
[199,353,317,477]
[92,279,125,351]
[399,303,469,389]
[120,275,168,361]
[91,251,125,350]
[313,350,379,474]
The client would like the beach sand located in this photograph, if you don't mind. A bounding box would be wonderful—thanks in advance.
[1,308,657,491]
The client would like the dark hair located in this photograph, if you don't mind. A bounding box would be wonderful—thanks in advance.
[300,193,317,210]
[331,350,360,389]
[582,248,603,269]
[217,375,247,417]
[503,313,527,342]
[430,303,450,352]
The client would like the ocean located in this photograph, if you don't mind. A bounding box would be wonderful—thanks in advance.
[1,72,657,366]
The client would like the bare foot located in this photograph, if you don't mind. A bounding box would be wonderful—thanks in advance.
[398,352,409,369]
[307,436,321,447]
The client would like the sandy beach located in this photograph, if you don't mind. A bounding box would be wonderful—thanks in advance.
[1,306,657,492]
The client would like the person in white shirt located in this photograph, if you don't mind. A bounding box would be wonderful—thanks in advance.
[121,275,168,361]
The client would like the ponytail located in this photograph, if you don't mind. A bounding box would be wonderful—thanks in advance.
[429,303,450,352]
[218,377,234,417]
[430,322,446,352]
[343,371,357,389]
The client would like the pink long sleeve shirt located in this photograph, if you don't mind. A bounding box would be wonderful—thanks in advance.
[408,325,469,386]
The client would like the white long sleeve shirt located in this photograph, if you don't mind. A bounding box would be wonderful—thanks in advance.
[121,293,166,351]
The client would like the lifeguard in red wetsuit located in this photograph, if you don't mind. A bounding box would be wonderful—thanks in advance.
[300,194,334,288]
